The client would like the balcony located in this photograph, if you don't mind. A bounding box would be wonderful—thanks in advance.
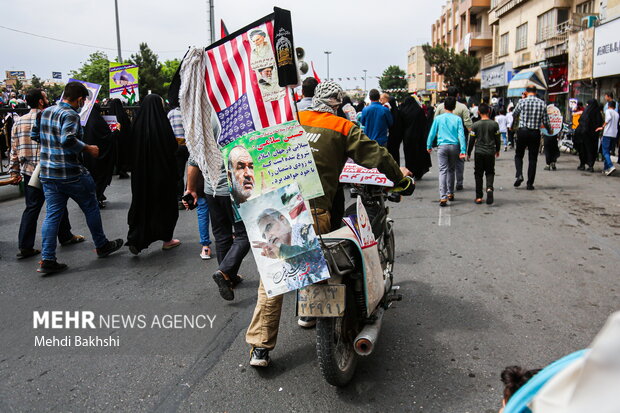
[536,21,580,59]
[459,0,491,14]
[495,0,530,18]
[481,52,498,68]
[460,31,493,51]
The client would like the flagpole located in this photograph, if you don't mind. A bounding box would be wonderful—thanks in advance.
[114,0,122,62]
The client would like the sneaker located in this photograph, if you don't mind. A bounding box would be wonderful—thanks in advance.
[298,317,316,328]
[577,165,586,171]
[514,176,524,187]
[249,347,270,367]
[551,162,557,171]
[504,146,507,152]
[456,184,464,191]
[439,198,448,207]
[475,198,483,204]
[200,246,212,260]
[213,270,234,301]
[486,189,494,205]
[37,260,68,275]
[17,248,40,259]
[447,193,455,201]
[605,167,616,176]
[96,239,124,258]
[544,165,550,171]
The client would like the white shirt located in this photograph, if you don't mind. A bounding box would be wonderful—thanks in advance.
[506,112,514,129]
[496,114,508,133]
[604,108,619,138]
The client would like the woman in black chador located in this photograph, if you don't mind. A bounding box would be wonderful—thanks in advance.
[400,97,432,180]
[83,104,117,208]
[108,98,133,178]
[126,94,180,254]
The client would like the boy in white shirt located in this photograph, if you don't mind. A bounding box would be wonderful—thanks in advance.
[495,109,509,151]
[597,100,619,175]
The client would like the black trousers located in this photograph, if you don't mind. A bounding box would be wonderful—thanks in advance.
[387,134,402,166]
[205,195,250,278]
[515,128,541,186]
[18,174,72,250]
[175,145,190,199]
[543,135,560,165]
[474,153,495,199]
[508,129,515,146]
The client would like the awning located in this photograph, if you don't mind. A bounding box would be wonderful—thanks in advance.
[507,66,547,97]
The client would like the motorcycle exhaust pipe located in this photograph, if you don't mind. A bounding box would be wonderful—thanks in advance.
[354,307,385,356]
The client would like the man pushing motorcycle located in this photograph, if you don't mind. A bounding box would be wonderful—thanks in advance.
[246,81,412,367]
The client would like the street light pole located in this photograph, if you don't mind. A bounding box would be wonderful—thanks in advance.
[114,0,122,62]
[209,0,215,44]
[363,69,367,93]
[324,51,332,81]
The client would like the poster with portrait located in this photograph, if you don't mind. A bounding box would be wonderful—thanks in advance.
[66,78,101,127]
[239,183,330,297]
[248,27,286,102]
[109,62,140,105]
[220,120,324,206]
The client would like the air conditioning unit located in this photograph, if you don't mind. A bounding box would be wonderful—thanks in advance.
[582,15,598,28]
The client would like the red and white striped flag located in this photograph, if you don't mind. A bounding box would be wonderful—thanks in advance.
[204,14,297,146]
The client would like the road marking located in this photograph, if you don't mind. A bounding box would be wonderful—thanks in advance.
[438,207,451,227]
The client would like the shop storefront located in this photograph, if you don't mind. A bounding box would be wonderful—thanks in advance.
[593,17,620,100]
[481,62,513,101]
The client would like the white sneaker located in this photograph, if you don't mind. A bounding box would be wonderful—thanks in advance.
[605,167,616,176]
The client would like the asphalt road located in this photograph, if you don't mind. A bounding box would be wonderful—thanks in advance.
[1,150,619,413]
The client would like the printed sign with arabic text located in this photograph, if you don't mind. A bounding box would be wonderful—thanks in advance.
[339,162,393,187]
[221,120,324,206]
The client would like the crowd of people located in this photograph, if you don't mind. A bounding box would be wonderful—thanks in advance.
[2,78,618,392]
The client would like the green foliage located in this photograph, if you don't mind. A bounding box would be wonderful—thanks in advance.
[45,84,66,102]
[378,65,408,100]
[422,44,480,96]
[129,43,164,97]
[30,74,44,89]
[69,51,110,98]
[14,78,23,92]
[161,59,181,91]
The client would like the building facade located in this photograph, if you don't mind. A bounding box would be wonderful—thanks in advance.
[406,46,431,94]
[430,0,493,94]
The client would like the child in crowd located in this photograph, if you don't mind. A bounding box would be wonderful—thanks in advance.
[498,365,541,413]
[596,100,618,176]
[467,103,501,204]
[495,109,509,151]
[427,96,467,207]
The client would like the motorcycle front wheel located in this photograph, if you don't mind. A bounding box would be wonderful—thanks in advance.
[316,289,359,386]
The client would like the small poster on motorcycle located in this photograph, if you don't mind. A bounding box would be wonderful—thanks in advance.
[239,183,330,298]
[541,104,563,136]
[339,162,393,187]
[66,79,101,127]
[356,196,377,248]
[221,120,324,206]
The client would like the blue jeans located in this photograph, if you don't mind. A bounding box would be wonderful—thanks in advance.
[41,173,108,260]
[602,136,615,170]
[196,196,211,247]
[501,132,508,147]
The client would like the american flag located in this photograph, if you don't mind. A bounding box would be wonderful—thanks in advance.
[204,19,295,146]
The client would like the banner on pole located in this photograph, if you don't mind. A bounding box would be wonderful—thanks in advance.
[109,62,139,104]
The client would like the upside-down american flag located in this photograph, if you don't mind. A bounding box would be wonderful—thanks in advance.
[204,9,299,146]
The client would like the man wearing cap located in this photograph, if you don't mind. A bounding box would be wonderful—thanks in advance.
[245,80,412,367]
[512,85,552,190]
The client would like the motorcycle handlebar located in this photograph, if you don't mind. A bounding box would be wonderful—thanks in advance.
[391,176,415,196]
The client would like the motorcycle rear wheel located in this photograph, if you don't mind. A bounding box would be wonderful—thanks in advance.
[316,289,359,386]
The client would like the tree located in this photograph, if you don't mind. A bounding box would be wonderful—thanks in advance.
[378,65,408,100]
[161,59,181,91]
[422,44,480,96]
[69,51,110,98]
[31,74,44,89]
[129,43,164,97]
[14,78,23,92]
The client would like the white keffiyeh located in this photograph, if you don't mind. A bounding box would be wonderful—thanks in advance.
[307,81,344,114]
[179,47,223,191]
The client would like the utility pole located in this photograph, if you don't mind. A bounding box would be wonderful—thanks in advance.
[363,69,367,93]
[324,51,332,81]
[207,0,215,44]
[114,0,122,62]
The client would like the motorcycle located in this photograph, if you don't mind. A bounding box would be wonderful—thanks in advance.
[297,176,414,386]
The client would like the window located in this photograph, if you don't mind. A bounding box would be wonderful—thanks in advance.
[576,0,594,14]
[537,9,570,42]
[500,32,510,56]
[515,23,528,51]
